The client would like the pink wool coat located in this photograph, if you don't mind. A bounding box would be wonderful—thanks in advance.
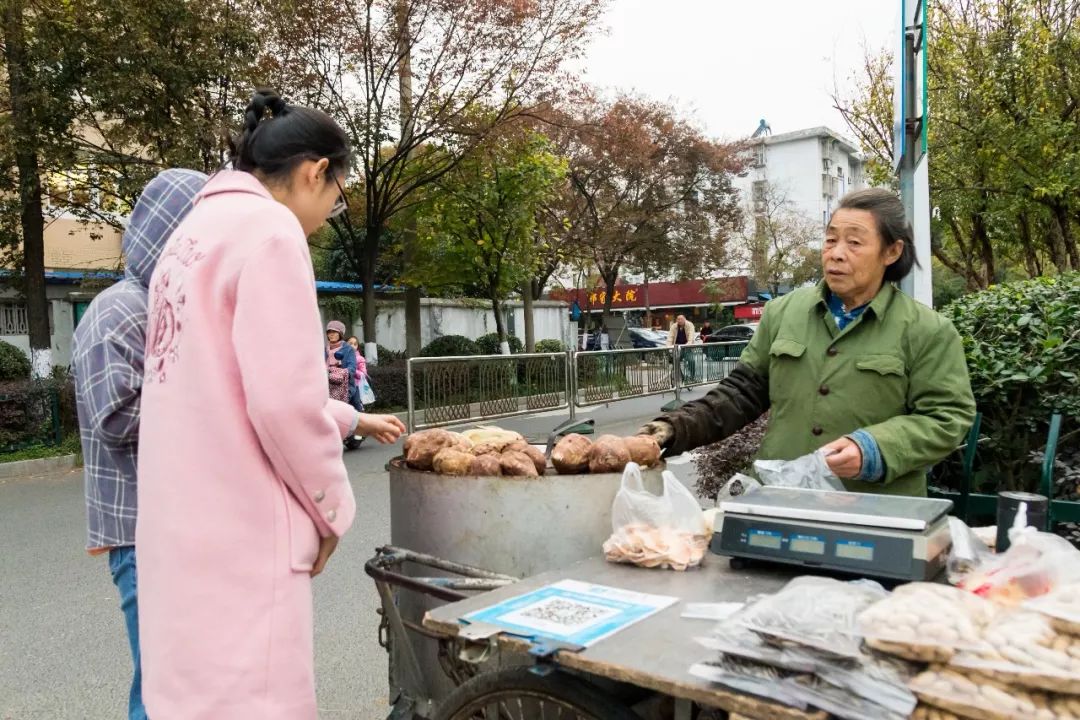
[136,170,358,720]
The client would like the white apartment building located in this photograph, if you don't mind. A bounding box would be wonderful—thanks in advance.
[734,126,867,228]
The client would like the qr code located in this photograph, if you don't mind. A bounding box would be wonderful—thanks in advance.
[518,598,609,628]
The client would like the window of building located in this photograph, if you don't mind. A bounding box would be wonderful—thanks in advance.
[837,165,844,178]
[753,144,766,167]
[752,180,767,203]
[0,303,29,336]
[822,158,831,173]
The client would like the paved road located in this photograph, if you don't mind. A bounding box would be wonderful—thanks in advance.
[0,389,708,720]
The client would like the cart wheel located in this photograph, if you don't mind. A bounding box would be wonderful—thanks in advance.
[434,667,642,720]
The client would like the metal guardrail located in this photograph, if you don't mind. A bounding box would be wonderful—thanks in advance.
[405,342,751,432]
[677,341,747,390]
[573,346,676,407]
[407,352,572,432]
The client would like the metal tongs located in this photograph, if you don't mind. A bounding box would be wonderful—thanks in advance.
[543,416,595,460]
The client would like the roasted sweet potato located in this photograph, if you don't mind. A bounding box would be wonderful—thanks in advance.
[460,427,523,450]
[551,433,592,474]
[468,453,502,476]
[505,441,547,475]
[623,435,661,468]
[404,429,458,470]
[500,449,539,477]
[588,435,631,474]
[432,448,474,476]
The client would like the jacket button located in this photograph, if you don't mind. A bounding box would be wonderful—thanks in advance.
[327,509,337,522]
[314,490,325,503]
[826,347,838,357]
[811,426,824,436]
[819,385,830,396]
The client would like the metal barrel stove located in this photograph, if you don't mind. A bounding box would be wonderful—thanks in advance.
[382,456,665,715]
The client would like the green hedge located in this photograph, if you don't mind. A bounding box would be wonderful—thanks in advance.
[475,333,523,355]
[0,341,30,381]
[366,365,408,411]
[420,335,480,357]
[535,339,566,353]
[943,273,1080,491]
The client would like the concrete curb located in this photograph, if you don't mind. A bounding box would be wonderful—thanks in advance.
[0,454,79,480]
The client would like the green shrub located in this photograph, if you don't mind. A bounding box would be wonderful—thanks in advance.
[943,273,1080,491]
[366,365,408,411]
[0,341,31,381]
[0,380,56,451]
[375,344,407,365]
[535,339,566,353]
[475,333,523,355]
[420,335,480,358]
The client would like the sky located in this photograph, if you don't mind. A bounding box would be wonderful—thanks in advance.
[579,0,897,146]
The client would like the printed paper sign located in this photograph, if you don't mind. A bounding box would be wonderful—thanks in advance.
[462,579,677,647]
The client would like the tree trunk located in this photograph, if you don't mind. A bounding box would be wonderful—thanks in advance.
[1052,202,1079,271]
[362,223,381,364]
[4,0,51,378]
[491,295,510,354]
[643,266,652,328]
[397,0,423,358]
[1018,212,1041,278]
[521,282,535,352]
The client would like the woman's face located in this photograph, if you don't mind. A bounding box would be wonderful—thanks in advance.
[285,159,346,236]
[327,331,342,344]
[822,209,903,303]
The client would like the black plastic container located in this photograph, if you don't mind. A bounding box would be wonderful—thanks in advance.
[995,491,1049,552]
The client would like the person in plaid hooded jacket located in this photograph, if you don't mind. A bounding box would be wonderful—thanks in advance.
[72,168,207,720]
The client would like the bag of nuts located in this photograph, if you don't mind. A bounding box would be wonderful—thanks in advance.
[949,611,1080,695]
[1026,582,1080,637]
[858,583,998,663]
[909,667,1080,720]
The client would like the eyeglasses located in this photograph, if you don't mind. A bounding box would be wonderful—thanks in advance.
[328,174,348,219]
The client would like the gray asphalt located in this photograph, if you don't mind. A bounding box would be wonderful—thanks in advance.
[0,389,707,720]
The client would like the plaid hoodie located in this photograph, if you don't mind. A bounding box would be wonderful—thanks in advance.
[73,169,207,550]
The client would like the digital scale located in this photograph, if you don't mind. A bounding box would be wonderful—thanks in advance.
[713,486,953,582]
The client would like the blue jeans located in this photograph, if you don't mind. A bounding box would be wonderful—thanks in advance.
[109,547,147,720]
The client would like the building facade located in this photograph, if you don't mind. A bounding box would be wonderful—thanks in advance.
[734,126,867,228]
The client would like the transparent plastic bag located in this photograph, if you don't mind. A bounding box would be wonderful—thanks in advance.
[1026,581,1080,636]
[603,463,709,571]
[782,674,910,720]
[782,646,918,717]
[716,472,762,501]
[858,583,998,663]
[754,449,845,491]
[687,656,808,709]
[948,516,994,585]
[951,611,1080,695]
[909,668,1079,720]
[695,623,819,673]
[733,576,887,659]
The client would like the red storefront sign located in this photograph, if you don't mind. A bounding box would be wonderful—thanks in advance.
[734,303,765,320]
[549,277,748,310]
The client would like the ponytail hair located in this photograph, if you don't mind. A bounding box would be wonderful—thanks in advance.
[229,88,350,181]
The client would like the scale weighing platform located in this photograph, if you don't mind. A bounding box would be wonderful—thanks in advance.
[713,486,953,581]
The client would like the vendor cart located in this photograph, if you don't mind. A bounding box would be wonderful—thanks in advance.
[366,547,824,720]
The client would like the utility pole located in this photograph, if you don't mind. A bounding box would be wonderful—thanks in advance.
[895,0,932,306]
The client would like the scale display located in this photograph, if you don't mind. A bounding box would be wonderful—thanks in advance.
[836,540,875,562]
[748,529,782,550]
[789,534,826,555]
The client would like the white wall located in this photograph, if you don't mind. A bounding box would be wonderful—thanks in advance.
[336,297,572,354]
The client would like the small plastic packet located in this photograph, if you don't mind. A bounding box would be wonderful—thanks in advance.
[716,472,762,501]
[734,576,887,659]
[858,583,998,663]
[687,655,808,709]
[909,667,1075,720]
[695,624,819,673]
[783,674,910,720]
[782,646,918,717]
[754,450,845,491]
[1026,581,1080,636]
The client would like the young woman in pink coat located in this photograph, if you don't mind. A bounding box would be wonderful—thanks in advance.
[136,89,405,720]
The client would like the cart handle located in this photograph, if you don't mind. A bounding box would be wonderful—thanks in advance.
[364,546,517,603]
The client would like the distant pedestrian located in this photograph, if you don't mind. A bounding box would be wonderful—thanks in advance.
[346,335,367,395]
[72,168,207,720]
[325,320,357,406]
[698,320,715,343]
[667,314,695,346]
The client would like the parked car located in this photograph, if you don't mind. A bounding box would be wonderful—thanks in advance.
[706,323,758,343]
[626,327,669,349]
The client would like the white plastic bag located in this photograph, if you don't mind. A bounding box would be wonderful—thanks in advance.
[754,449,844,491]
[603,462,709,571]
[359,375,376,406]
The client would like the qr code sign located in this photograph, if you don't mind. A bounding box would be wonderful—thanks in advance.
[520,598,608,628]
[501,596,621,637]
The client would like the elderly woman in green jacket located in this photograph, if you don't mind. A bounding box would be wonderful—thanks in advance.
[640,189,975,497]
